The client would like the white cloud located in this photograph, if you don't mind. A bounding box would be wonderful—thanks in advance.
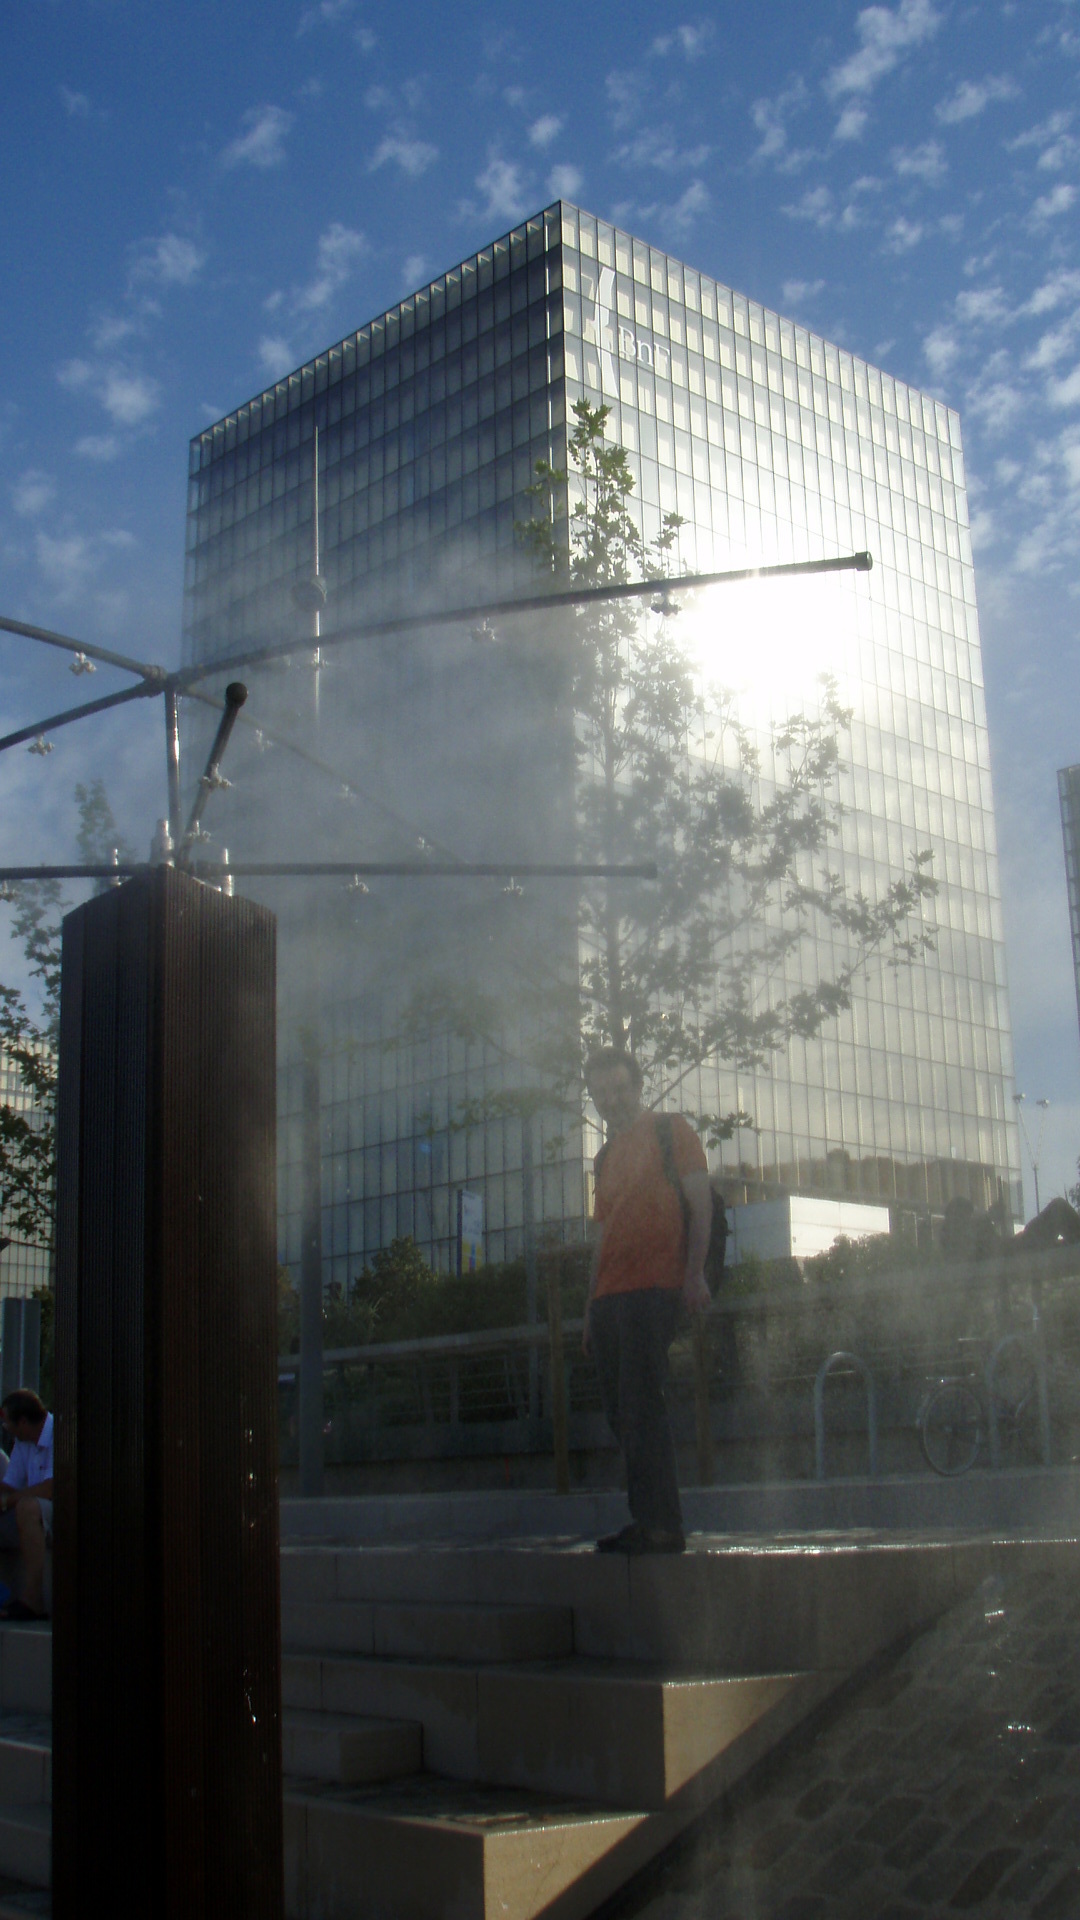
[297,0,353,31]
[966,374,1023,433]
[548,164,582,199]
[33,528,135,604]
[74,435,121,462]
[1030,182,1077,223]
[132,233,206,287]
[605,70,646,132]
[827,0,940,137]
[528,114,562,149]
[834,104,869,142]
[61,352,158,433]
[258,336,296,381]
[667,180,708,228]
[295,222,367,310]
[101,369,159,427]
[1048,364,1080,409]
[92,314,138,350]
[56,358,93,394]
[781,278,824,306]
[474,156,528,223]
[935,76,1018,124]
[1024,323,1079,372]
[886,215,923,251]
[354,27,376,51]
[923,326,959,376]
[402,254,427,289]
[892,139,946,184]
[782,185,834,226]
[955,286,1009,326]
[651,23,714,58]
[11,471,54,518]
[750,80,809,164]
[1025,269,1080,316]
[59,86,91,118]
[222,105,294,170]
[368,133,438,177]
[612,127,710,172]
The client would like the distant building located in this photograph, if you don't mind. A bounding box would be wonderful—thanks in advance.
[184,201,1023,1284]
[1059,765,1080,1048]
[0,1044,52,1299]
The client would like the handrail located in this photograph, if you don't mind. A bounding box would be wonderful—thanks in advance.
[278,1241,1080,1377]
[814,1350,879,1481]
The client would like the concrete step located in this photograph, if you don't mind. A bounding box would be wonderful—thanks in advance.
[0,1630,50,1717]
[0,1805,49,1889]
[283,1710,421,1787]
[284,1774,681,1920]
[282,1598,574,1663]
[282,1649,833,1809]
[0,1717,51,1806]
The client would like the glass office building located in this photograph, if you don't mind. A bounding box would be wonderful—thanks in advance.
[184,201,1023,1283]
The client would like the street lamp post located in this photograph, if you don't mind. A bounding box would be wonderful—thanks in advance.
[1014,1092,1050,1216]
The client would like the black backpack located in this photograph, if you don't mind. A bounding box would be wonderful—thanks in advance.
[594,1115,728,1282]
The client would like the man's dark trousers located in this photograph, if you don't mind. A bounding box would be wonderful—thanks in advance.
[590,1288,683,1535]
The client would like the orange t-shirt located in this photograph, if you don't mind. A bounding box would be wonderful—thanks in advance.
[593,1111,708,1298]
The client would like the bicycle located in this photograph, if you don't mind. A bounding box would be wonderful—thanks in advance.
[919,1337,1040,1477]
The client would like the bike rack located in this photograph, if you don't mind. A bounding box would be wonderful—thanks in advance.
[814,1350,880,1481]
[985,1328,1052,1470]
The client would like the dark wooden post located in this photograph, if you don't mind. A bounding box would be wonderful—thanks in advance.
[52,866,282,1919]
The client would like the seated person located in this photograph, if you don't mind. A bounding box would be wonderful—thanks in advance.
[0,1390,53,1622]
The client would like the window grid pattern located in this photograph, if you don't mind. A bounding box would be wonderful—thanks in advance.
[184,201,1022,1287]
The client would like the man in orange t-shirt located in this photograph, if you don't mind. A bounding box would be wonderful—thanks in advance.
[583,1047,712,1554]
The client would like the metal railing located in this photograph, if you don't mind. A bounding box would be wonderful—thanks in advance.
[279,1243,1080,1487]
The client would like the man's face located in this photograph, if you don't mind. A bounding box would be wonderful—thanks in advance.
[589,1064,642,1132]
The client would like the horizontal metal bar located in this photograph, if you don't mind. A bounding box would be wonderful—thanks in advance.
[0,859,658,882]
[0,612,167,684]
[0,681,159,755]
[178,551,874,689]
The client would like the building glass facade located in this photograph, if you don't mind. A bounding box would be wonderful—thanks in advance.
[1059,765,1080,1048]
[184,201,1022,1285]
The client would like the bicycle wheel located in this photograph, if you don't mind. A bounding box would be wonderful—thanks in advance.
[920,1380,984,1476]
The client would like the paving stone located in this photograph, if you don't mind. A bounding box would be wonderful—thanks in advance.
[999,1847,1062,1904]
[854,1794,924,1848]
[793,1778,847,1821]
[1033,1865,1080,1920]
[947,1846,1022,1908]
[883,1815,949,1871]
[901,1849,976,1905]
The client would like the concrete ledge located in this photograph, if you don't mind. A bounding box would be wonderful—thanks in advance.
[281,1466,1080,1546]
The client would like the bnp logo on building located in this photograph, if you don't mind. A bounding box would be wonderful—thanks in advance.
[589,267,671,394]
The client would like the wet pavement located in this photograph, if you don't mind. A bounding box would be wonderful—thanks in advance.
[618,1560,1080,1919]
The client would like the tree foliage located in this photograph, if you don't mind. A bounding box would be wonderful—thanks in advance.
[401,400,936,1151]
[0,781,131,1255]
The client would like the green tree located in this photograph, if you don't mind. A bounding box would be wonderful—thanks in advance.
[412,399,935,1146]
[0,781,133,1261]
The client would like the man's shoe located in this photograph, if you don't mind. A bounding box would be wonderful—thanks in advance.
[596,1523,686,1555]
[596,1522,645,1553]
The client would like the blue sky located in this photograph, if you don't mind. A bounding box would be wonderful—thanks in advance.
[2,0,1080,1208]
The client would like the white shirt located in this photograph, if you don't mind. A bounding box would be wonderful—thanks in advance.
[3,1413,53,1490]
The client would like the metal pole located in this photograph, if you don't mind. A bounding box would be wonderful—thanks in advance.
[522,1108,539,1419]
[298,1033,324,1498]
[164,685,182,846]
[297,429,326,1499]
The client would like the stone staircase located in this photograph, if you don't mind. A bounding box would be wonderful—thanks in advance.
[0,1529,1036,1919]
